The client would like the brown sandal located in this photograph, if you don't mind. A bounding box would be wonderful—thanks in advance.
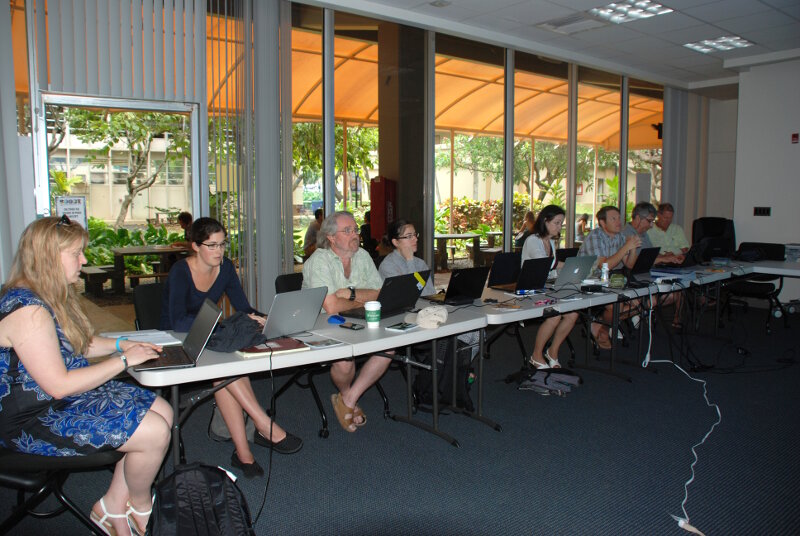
[330,393,357,432]
[352,404,367,427]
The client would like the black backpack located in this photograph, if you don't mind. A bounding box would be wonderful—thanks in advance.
[412,338,474,412]
[147,463,255,535]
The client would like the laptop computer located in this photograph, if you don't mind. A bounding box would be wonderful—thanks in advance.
[655,242,705,268]
[134,299,222,372]
[262,286,327,340]
[622,246,661,286]
[546,255,597,298]
[424,266,490,305]
[490,257,551,294]
[340,271,431,320]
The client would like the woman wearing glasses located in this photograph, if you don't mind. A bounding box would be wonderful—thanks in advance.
[161,217,302,478]
[378,220,434,294]
[0,216,170,535]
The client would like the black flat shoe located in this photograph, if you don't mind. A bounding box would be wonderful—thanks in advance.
[230,451,264,478]
[254,431,303,454]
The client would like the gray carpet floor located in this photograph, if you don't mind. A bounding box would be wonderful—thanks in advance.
[2,305,799,535]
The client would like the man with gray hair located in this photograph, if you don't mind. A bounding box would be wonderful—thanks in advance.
[621,202,681,264]
[302,211,387,433]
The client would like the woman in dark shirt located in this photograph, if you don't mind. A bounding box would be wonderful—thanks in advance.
[162,218,302,476]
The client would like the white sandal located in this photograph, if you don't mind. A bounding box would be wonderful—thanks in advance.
[126,500,153,536]
[544,350,561,368]
[529,357,550,370]
[90,497,128,536]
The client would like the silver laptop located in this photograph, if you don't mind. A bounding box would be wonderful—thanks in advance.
[134,299,222,371]
[547,255,597,299]
[262,286,327,340]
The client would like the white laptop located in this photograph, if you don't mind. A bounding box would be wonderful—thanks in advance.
[262,286,327,340]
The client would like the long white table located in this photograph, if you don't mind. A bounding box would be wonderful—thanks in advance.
[128,259,799,462]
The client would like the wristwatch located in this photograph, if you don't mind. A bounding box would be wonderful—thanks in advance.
[348,286,356,301]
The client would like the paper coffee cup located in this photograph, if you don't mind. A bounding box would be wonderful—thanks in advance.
[364,301,381,328]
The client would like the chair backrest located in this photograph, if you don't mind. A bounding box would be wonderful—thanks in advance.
[736,242,785,262]
[487,251,521,287]
[275,272,304,294]
[556,248,579,262]
[133,282,164,330]
[692,217,736,260]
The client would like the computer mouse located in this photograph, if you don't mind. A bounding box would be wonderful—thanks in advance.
[327,314,346,324]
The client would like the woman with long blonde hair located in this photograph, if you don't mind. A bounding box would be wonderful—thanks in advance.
[0,216,172,536]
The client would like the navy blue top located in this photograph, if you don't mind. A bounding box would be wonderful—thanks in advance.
[160,257,254,332]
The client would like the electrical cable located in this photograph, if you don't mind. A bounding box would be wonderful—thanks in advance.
[645,358,721,536]
[252,348,275,524]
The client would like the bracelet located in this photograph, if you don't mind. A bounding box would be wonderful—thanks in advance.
[119,354,128,369]
[115,336,128,353]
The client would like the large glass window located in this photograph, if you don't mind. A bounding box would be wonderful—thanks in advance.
[576,67,621,228]
[332,13,379,222]
[514,52,569,241]
[291,5,325,263]
[627,79,663,207]
[434,35,505,266]
[44,103,193,227]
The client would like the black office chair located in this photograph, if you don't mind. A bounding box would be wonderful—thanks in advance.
[721,242,789,334]
[133,282,164,330]
[275,272,303,294]
[0,448,123,535]
[692,217,736,261]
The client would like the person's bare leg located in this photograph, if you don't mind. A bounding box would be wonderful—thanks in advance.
[214,383,256,463]
[531,316,559,366]
[330,359,356,395]
[340,354,391,410]
[547,312,578,362]
[222,376,287,443]
[116,400,172,532]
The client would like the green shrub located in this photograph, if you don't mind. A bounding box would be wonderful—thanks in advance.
[85,217,182,274]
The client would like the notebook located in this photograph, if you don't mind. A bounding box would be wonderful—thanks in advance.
[262,286,327,340]
[490,257,551,294]
[424,266,490,305]
[134,299,221,372]
[547,255,596,299]
[340,271,430,320]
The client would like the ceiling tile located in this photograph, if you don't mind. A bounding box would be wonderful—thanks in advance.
[682,0,768,22]
[448,0,531,10]
[547,0,610,9]
[494,0,575,24]
[624,12,699,34]
[657,24,732,45]
[716,11,797,36]
[572,24,642,45]
[412,2,485,21]
[463,13,527,32]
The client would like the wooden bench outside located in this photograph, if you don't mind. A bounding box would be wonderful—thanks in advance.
[128,273,170,288]
[80,266,113,297]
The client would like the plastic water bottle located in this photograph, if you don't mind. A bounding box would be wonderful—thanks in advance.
[601,262,609,282]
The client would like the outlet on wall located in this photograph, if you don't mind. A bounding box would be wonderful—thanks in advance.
[753,206,771,216]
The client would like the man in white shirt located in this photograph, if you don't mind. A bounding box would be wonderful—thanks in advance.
[647,203,689,260]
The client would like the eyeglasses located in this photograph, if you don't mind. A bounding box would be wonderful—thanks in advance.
[57,214,71,227]
[397,232,419,240]
[336,227,359,235]
[201,240,229,251]
[645,218,655,224]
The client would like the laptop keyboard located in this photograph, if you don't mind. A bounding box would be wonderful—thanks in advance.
[156,345,191,367]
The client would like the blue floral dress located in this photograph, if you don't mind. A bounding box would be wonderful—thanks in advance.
[0,288,156,456]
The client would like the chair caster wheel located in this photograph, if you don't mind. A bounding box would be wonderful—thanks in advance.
[319,429,329,438]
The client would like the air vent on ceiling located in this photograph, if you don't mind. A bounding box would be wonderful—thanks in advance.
[537,13,607,35]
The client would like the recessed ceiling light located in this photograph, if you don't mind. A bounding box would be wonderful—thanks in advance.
[683,36,754,54]
[429,0,452,7]
[589,0,673,24]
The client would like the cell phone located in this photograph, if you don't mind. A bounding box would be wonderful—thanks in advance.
[385,322,418,333]
[339,322,365,331]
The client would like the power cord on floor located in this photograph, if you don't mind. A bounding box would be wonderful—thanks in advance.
[646,358,721,536]
[252,349,275,524]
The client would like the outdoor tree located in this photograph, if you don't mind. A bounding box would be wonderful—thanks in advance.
[291,122,378,202]
[66,108,191,228]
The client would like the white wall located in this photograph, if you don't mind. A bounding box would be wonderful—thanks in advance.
[706,98,737,218]
[734,59,800,300]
